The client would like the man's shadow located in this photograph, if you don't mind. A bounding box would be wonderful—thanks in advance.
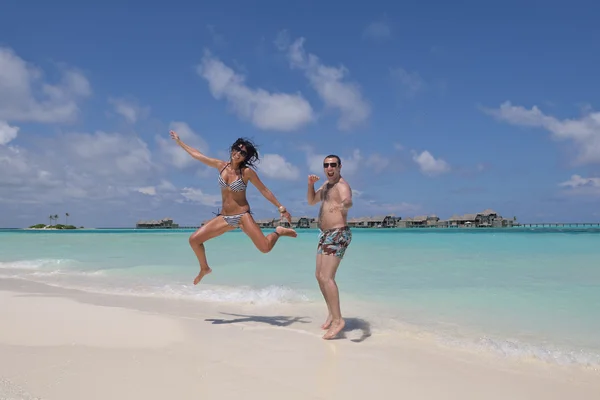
[206,313,372,343]
[333,317,372,343]
[205,312,311,327]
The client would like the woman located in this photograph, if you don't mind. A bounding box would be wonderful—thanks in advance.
[170,130,297,285]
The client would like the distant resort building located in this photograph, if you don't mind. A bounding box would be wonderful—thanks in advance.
[136,217,179,229]
[251,216,318,229]
[137,209,516,230]
[347,215,398,228]
[196,216,318,229]
[398,209,515,228]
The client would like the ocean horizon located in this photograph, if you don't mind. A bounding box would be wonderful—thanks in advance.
[1,227,599,369]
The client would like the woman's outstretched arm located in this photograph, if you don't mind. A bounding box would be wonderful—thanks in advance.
[245,168,292,223]
[170,130,224,169]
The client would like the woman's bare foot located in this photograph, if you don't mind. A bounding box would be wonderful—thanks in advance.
[321,315,333,330]
[275,226,298,238]
[323,319,345,340]
[193,267,212,285]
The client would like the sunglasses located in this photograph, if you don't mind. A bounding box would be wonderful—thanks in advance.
[323,162,338,168]
[232,146,248,158]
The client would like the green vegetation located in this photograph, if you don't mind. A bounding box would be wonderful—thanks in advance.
[29,223,77,229]
[28,212,79,229]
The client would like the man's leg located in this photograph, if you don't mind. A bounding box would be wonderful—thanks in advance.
[315,253,333,329]
[317,253,344,339]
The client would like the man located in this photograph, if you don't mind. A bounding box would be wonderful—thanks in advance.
[307,154,353,340]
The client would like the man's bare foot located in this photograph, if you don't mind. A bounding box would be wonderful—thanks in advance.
[275,226,298,238]
[323,319,345,340]
[193,267,212,285]
[321,315,333,330]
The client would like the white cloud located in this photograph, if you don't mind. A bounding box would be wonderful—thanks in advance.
[0,130,158,206]
[179,187,221,207]
[303,147,363,176]
[136,180,177,197]
[412,150,450,176]
[108,97,149,124]
[277,32,371,131]
[558,174,600,197]
[258,153,300,180]
[357,198,421,215]
[137,186,157,196]
[559,174,600,188]
[0,46,91,124]
[157,180,177,192]
[365,153,390,173]
[156,121,210,170]
[305,151,326,175]
[390,67,425,97]
[64,131,153,177]
[363,21,391,40]
[337,150,362,175]
[394,142,404,151]
[301,146,394,176]
[352,189,363,197]
[0,145,33,187]
[196,51,314,132]
[484,101,600,165]
[0,120,19,145]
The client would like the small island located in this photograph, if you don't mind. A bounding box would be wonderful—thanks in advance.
[27,213,82,230]
[28,223,79,230]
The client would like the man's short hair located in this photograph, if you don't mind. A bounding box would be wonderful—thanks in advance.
[324,154,341,165]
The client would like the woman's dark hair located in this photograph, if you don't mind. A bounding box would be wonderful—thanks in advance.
[230,137,260,169]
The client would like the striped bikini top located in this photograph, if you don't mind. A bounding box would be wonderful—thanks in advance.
[218,163,247,192]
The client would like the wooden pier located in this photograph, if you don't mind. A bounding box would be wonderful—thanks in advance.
[518,222,600,228]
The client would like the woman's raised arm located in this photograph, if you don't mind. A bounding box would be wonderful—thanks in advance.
[170,130,223,169]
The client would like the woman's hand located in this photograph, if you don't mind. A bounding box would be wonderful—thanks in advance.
[280,209,292,224]
[170,130,180,141]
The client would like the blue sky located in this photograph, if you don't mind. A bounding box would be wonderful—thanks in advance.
[1,1,599,228]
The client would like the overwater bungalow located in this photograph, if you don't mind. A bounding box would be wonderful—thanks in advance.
[347,217,368,228]
[291,216,316,228]
[399,215,443,228]
[254,218,275,228]
[348,215,396,228]
[256,216,317,229]
[275,216,317,228]
[136,217,179,229]
[446,209,514,228]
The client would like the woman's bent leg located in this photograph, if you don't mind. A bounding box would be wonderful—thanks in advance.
[189,216,234,284]
[239,213,297,253]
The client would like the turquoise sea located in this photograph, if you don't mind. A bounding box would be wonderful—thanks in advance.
[1,227,599,368]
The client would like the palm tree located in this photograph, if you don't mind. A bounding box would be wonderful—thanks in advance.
[48,215,54,226]
[65,213,70,225]
[54,214,59,226]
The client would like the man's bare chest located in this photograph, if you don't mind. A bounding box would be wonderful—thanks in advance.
[321,184,341,203]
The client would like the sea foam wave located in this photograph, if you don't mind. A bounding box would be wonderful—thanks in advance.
[458,336,600,369]
[0,272,310,306]
[102,284,311,305]
[361,312,600,369]
[0,259,75,270]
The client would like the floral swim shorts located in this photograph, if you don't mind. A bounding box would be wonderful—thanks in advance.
[317,226,352,259]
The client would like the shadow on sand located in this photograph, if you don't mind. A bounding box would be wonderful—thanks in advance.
[205,312,311,327]
[206,313,372,343]
[333,317,372,343]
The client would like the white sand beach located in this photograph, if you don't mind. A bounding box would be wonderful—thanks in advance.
[1,278,598,400]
